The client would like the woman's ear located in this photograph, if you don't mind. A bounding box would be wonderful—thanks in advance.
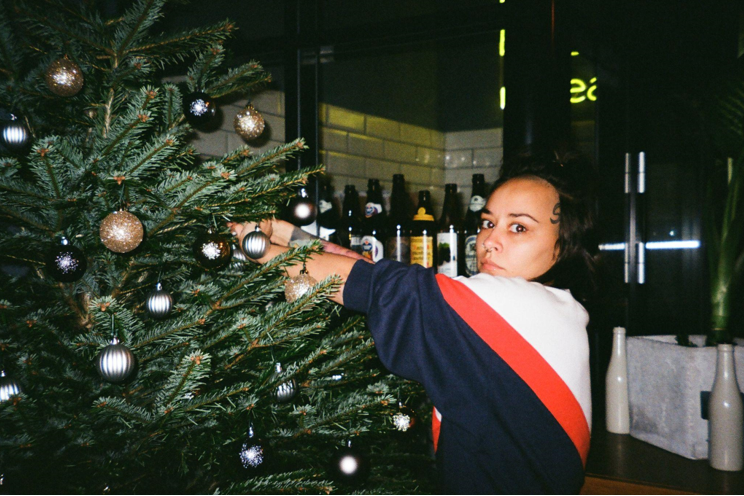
[552,240,561,262]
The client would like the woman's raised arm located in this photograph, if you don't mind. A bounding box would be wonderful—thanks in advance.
[227,219,362,305]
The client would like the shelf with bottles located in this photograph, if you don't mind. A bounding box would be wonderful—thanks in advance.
[293,172,490,278]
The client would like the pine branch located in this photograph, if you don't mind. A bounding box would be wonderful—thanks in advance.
[125,20,236,66]
[13,4,112,54]
[114,0,162,59]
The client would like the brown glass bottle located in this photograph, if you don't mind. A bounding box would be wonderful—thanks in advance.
[339,185,363,254]
[463,174,487,276]
[361,179,386,261]
[385,174,410,263]
[317,178,341,244]
[437,183,463,277]
[410,190,437,268]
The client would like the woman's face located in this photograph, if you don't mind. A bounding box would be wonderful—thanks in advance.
[476,177,561,280]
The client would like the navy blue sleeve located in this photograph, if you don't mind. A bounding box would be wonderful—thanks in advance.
[343,259,446,386]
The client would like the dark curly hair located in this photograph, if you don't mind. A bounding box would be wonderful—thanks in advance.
[490,149,600,302]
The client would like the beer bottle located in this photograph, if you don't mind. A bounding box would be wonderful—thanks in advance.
[317,179,341,244]
[437,183,463,277]
[410,190,437,268]
[463,174,487,276]
[361,178,386,261]
[385,174,410,263]
[339,185,363,254]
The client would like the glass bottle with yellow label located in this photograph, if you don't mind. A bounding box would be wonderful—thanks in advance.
[410,190,437,268]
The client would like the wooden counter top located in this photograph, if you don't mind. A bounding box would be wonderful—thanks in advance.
[582,428,744,494]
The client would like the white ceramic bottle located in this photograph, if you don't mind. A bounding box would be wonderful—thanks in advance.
[606,326,630,434]
[709,344,744,471]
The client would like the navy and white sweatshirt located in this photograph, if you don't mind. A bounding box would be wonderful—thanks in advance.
[343,259,591,494]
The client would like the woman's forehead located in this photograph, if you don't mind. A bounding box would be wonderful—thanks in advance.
[487,177,559,212]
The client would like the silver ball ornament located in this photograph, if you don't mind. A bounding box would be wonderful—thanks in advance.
[329,440,370,484]
[272,362,297,403]
[97,338,136,384]
[145,282,173,319]
[241,227,270,259]
[1,114,32,154]
[0,371,21,401]
[231,242,248,267]
[234,103,265,140]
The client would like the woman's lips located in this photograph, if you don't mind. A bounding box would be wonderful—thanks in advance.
[481,260,505,272]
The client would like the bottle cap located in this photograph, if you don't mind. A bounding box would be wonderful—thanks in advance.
[413,207,434,221]
[612,326,626,334]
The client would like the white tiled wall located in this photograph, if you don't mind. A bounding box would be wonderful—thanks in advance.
[191,89,502,214]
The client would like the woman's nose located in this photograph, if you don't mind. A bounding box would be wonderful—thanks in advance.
[483,228,503,252]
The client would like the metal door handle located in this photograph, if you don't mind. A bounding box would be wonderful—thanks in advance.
[637,152,645,284]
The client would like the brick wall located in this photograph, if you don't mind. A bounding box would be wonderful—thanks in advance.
[191,89,503,215]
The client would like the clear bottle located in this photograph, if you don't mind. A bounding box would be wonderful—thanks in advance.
[339,185,363,254]
[437,184,463,277]
[462,174,487,276]
[605,326,630,434]
[709,344,744,471]
[386,174,410,263]
[361,179,386,262]
[410,190,437,268]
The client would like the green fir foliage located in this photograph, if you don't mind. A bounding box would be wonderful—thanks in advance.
[0,0,432,493]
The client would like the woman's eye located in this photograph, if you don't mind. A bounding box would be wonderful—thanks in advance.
[480,219,494,229]
[509,223,526,233]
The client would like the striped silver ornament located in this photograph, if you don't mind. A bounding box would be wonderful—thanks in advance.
[231,243,249,268]
[241,227,270,259]
[97,338,136,384]
[0,115,31,154]
[0,371,21,401]
[273,362,297,403]
[146,282,173,319]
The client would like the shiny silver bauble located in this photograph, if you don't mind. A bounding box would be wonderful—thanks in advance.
[96,338,136,384]
[145,282,173,319]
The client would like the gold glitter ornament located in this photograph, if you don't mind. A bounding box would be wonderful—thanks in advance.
[234,103,265,140]
[45,57,84,97]
[284,265,317,303]
[99,210,144,253]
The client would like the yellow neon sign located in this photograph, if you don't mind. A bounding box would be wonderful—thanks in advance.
[570,77,596,103]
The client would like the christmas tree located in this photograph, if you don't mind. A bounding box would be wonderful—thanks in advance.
[0,0,432,492]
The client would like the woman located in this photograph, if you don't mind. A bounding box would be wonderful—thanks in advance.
[228,151,599,494]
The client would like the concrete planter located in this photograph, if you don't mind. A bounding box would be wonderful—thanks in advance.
[626,335,744,459]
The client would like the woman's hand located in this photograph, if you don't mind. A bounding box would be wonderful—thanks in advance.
[227,219,368,262]
[226,218,360,305]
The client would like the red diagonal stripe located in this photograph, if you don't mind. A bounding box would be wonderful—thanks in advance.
[435,275,590,465]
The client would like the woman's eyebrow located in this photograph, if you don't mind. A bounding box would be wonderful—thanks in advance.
[509,213,539,223]
[481,208,539,223]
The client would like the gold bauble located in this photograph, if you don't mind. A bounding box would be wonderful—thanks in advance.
[100,210,144,253]
[234,104,266,140]
[284,269,317,303]
[45,57,84,97]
